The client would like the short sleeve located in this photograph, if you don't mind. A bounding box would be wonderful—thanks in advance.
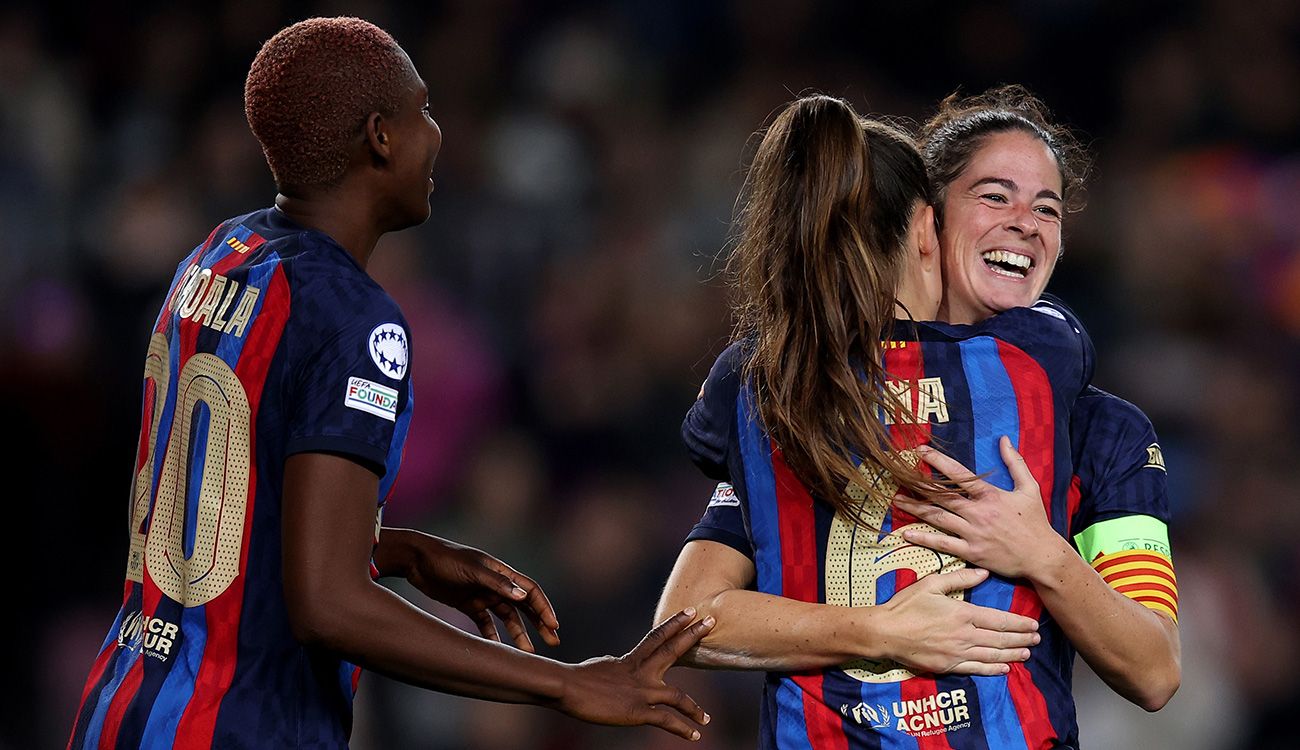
[1070,387,1171,531]
[684,482,754,558]
[284,277,412,477]
[681,341,748,481]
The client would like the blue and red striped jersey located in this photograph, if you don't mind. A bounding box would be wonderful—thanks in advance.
[70,207,414,750]
[682,302,1092,750]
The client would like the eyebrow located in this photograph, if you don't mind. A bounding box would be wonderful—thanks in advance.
[971,177,1062,202]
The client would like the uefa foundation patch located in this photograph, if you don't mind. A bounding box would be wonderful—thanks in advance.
[708,482,740,508]
[345,377,399,421]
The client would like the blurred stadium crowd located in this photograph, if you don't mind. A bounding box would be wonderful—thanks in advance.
[2,1,1298,748]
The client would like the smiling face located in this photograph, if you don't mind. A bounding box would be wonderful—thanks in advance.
[382,54,443,230]
[936,129,1064,324]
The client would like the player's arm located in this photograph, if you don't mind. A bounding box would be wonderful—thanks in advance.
[897,440,1180,711]
[654,539,1039,675]
[1060,514,1180,707]
[372,528,561,652]
[283,452,713,740]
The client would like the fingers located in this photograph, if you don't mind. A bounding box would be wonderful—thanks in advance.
[961,646,1032,666]
[480,563,529,602]
[506,570,562,644]
[948,660,1013,677]
[972,627,1040,651]
[633,609,715,673]
[969,607,1040,636]
[646,685,709,728]
[492,601,536,653]
[893,496,970,534]
[923,567,989,595]
[998,436,1038,492]
[470,608,502,643]
[915,445,986,494]
[899,528,968,558]
[634,705,704,742]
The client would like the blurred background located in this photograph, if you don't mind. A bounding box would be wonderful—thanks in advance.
[2,0,1298,747]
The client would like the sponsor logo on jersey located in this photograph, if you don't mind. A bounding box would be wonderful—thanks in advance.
[1144,443,1166,471]
[841,701,892,729]
[369,323,409,379]
[842,688,972,736]
[117,610,180,662]
[707,483,739,508]
[345,376,399,421]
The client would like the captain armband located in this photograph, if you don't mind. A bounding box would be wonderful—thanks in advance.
[1074,515,1178,623]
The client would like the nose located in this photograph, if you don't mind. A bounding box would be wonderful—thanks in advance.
[1005,202,1039,237]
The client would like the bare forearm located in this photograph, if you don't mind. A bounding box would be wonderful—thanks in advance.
[294,578,569,705]
[1030,542,1180,710]
[682,589,874,671]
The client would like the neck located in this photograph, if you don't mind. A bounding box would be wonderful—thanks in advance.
[894,280,938,321]
[936,296,989,325]
[274,189,382,270]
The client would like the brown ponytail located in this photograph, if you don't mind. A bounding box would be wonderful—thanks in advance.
[729,94,944,522]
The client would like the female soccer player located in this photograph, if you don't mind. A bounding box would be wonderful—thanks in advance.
[657,88,1178,748]
[68,18,712,750]
[895,85,1180,712]
[657,92,1092,747]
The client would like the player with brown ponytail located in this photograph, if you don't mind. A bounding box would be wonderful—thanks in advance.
[730,95,946,522]
[658,91,1096,747]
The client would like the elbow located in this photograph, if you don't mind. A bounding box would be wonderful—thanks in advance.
[285,592,333,647]
[1134,661,1181,712]
[284,576,356,649]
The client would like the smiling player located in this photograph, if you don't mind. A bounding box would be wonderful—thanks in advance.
[67,17,712,750]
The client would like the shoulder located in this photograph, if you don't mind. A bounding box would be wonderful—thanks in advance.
[1074,386,1156,434]
[975,295,1095,388]
[285,242,405,331]
[682,339,752,481]
[694,338,752,406]
[709,339,751,384]
[1072,385,1162,465]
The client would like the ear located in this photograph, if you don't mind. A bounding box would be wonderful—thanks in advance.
[364,112,392,166]
[912,204,939,263]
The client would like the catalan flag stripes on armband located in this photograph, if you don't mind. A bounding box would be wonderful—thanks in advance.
[1090,548,1178,622]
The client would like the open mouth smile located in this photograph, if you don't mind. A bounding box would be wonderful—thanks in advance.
[981,249,1033,279]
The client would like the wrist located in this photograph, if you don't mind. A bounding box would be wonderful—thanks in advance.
[1024,535,1078,590]
[850,606,892,662]
[548,661,585,713]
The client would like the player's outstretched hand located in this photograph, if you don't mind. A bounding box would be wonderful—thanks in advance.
[395,530,561,651]
[557,609,714,741]
[878,568,1040,676]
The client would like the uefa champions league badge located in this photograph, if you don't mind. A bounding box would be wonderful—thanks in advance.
[368,323,409,380]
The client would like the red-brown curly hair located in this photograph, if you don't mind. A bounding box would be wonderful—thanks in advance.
[245,17,413,189]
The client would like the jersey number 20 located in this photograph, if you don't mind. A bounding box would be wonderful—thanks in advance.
[126,333,252,607]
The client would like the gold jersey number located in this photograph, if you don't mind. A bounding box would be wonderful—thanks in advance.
[126,332,252,607]
[825,457,965,683]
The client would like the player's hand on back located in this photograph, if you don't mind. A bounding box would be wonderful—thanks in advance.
[556,609,714,741]
[385,529,561,651]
